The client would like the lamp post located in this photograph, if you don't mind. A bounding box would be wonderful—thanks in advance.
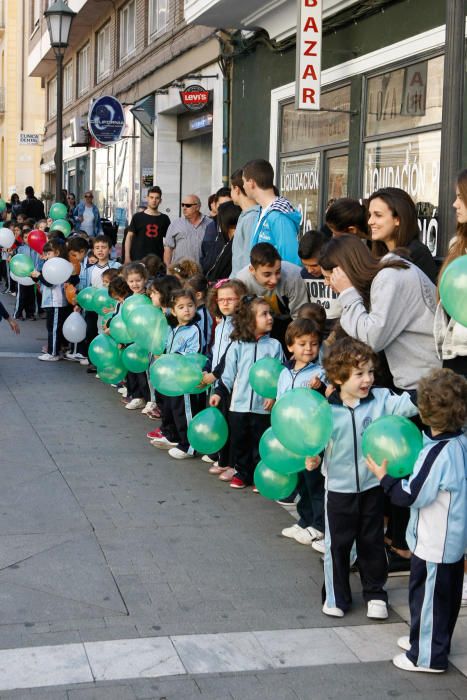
[44,0,76,204]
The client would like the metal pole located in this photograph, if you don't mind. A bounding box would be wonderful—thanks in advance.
[55,52,64,203]
[438,0,465,256]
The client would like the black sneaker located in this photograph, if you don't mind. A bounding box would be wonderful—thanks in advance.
[387,549,411,576]
[86,364,97,374]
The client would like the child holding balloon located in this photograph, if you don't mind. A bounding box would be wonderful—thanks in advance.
[305,337,418,620]
[210,295,284,490]
[366,368,467,673]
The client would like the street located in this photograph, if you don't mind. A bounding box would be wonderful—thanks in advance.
[0,295,466,700]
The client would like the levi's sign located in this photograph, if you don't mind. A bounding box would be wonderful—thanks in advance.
[295,0,322,111]
[180,84,209,112]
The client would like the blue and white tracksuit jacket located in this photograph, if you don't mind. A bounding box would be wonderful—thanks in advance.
[80,260,121,289]
[205,315,233,379]
[276,360,326,398]
[165,320,203,356]
[15,244,41,270]
[216,335,284,414]
[322,388,418,493]
[381,430,467,564]
[195,304,213,355]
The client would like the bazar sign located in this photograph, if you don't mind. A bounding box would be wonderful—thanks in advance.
[180,85,209,111]
[295,0,322,111]
[88,96,125,145]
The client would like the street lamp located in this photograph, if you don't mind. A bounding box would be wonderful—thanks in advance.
[44,0,76,204]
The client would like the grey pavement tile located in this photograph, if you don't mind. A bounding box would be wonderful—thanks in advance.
[66,686,137,700]
[172,632,275,674]
[334,621,409,662]
[254,627,359,668]
[130,677,202,699]
[84,637,185,681]
[0,643,92,691]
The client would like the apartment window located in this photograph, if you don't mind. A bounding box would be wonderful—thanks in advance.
[48,76,57,119]
[63,62,73,106]
[31,0,41,33]
[149,0,168,40]
[119,1,136,64]
[97,23,111,81]
[77,44,90,97]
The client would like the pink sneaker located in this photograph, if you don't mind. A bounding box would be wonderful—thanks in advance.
[147,428,163,439]
[218,467,236,482]
[230,476,247,489]
[208,462,230,475]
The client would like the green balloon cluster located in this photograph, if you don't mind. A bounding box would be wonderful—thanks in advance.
[122,343,150,372]
[10,254,34,277]
[76,286,96,311]
[439,255,467,327]
[150,354,204,396]
[121,294,152,323]
[254,461,298,500]
[259,427,305,475]
[249,357,283,398]
[88,335,120,369]
[98,362,127,384]
[125,304,169,354]
[109,313,132,344]
[93,288,115,315]
[272,388,333,456]
[187,407,228,454]
[362,415,422,478]
[49,202,68,220]
[50,219,72,237]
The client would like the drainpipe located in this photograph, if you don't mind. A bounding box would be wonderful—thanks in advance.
[222,65,231,186]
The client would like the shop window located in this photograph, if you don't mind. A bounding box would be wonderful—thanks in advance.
[149,0,168,40]
[47,76,57,119]
[63,62,73,106]
[77,44,90,97]
[97,23,111,82]
[365,55,443,137]
[281,85,351,154]
[120,0,136,64]
[280,153,320,233]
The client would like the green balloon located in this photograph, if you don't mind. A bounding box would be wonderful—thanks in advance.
[122,343,150,372]
[187,407,228,454]
[259,427,306,475]
[150,354,203,396]
[88,335,120,368]
[10,254,34,277]
[439,255,467,327]
[249,357,283,398]
[362,415,422,478]
[272,388,333,456]
[50,218,72,237]
[76,286,97,311]
[126,304,169,353]
[0,198,6,212]
[109,313,132,344]
[121,294,152,324]
[49,202,68,220]
[254,461,298,500]
[98,362,127,384]
[92,288,114,315]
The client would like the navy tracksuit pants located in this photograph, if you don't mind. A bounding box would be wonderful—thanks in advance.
[407,554,464,670]
[323,486,387,611]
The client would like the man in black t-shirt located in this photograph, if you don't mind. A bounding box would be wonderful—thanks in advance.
[125,186,170,262]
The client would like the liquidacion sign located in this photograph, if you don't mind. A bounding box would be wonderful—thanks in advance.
[179,84,210,112]
[295,0,322,111]
[88,96,125,145]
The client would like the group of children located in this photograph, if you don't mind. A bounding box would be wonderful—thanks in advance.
[1,225,466,676]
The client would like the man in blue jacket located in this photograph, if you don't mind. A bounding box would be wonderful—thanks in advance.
[242,159,301,265]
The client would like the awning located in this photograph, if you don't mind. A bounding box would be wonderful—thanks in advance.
[130,94,155,137]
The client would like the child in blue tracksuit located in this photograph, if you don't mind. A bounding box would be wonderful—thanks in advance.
[277,318,327,545]
[13,233,41,320]
[185,273,213,355]
[31,241,69,361]
[151,288,204,458]
[210,295,284,489]
[306,337,418,620]
[367,368,467,673]
[199,279,247,476]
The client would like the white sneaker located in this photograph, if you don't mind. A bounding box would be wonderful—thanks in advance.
[461,577,467,607]
[201,454,215,463]
[281,524,323,545]
[141,401,157,415]
[125,398,146,410]
[150,436,178,449]
[64,352,86,362]
[322,601,344,618]
[79,358,90,366]
[367,600,388,619]
[397,636,411,652]
[392,653,444,673]
[168,447,193,460]
[312,539,326,554]
[117,387,128,397]
[38,353,60,362]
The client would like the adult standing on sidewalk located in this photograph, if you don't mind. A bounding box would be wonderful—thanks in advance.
[125,186,171,263]
[75,191,102,238]
[163,195,210,267]
[20,186,45,222]
[230,168,260,276]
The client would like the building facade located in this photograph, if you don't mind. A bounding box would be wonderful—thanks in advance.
[0,0,44,200]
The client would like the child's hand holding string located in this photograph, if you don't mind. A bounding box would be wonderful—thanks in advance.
[365,455,388,481]
[305,456,321,471]
[263,398,274,411]
[209,394,221,408]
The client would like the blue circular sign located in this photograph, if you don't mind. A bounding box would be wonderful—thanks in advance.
[88,96,125,145]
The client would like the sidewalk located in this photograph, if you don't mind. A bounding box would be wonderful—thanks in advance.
[0,294,466,700]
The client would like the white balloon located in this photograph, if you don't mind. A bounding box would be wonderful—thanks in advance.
[42,257,73,285]
[10,271,35,286]
[63,311,87,343]
[0,230,15,248]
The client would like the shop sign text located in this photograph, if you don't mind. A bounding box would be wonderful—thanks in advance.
[295,0,322,111]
